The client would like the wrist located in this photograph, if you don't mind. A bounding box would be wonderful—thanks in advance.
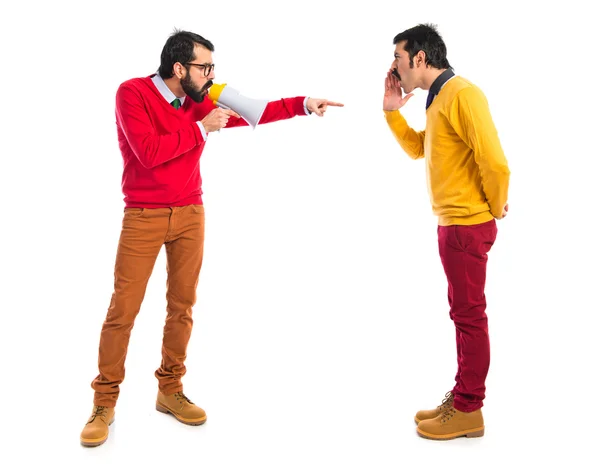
[304,96,312,115]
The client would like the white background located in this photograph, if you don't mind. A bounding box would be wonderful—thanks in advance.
[1,0,598,471]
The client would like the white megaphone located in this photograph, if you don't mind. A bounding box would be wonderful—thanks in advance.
[208,83,268,129]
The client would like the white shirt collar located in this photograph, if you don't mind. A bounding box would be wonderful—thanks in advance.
[151,73,185,105]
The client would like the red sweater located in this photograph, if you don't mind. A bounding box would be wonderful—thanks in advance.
[115,75,308,208]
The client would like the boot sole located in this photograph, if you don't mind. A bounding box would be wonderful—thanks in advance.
[156,402,207,426]
[416,425,484,440]
[80,417,115,447]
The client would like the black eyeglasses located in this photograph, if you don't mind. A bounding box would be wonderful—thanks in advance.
[186,63,215,77]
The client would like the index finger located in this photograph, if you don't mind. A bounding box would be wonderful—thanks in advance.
[222,108,241,118]
[325,101,344,107]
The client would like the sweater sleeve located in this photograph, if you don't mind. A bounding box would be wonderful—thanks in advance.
[255,96,308,125]
[384,110,425,159]
[116,84,203,169]
[198,96,308,128]
[449,86,510,218]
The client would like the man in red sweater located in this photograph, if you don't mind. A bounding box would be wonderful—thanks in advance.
[80,30,343,447]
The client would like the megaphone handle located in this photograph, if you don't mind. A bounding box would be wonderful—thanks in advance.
[216,102,231,110]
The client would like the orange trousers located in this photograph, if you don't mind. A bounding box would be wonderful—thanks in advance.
[91,205,205,407]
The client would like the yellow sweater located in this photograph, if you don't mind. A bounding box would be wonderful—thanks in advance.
[385,76,510,226]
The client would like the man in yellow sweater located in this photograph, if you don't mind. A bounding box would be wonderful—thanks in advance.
[384,24,510,440]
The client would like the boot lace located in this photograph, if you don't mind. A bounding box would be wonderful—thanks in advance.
[174,392,194,405]
[437,391,454,412]
[441,407,457,423]
[88,405,108,423]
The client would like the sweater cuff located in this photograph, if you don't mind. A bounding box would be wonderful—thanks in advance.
[384,109,403,123]
[291,96,308,116]
[384,109,410,131]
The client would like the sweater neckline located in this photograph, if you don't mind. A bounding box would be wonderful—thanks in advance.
[142,75,191,115]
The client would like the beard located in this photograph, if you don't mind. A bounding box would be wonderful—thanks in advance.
[181,74,213,103]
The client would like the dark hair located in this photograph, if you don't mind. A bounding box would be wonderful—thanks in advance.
[393,23,451,69]
[158,29,214,79]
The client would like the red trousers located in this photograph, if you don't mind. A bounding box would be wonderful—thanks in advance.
[437,219,497,412]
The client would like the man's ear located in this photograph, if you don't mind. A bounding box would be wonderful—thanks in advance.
[173,62,185,79]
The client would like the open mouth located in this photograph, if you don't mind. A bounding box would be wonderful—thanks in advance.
[201,80,213,95]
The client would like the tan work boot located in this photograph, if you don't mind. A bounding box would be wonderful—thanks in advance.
[156,391,207,426]
[417,407,484,440]
[414,391,454,424]
[80,405,115,447]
